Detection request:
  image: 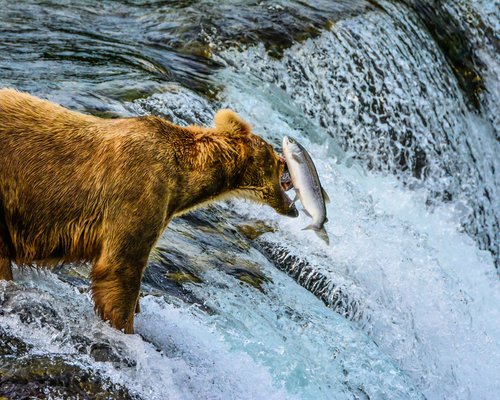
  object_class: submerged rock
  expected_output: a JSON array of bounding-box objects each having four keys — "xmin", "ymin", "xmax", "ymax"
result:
[
  {"xmin": 237, "ymin": 219, "xmax": 276, "ymax": 240},
  {"xmin": 0, "ymin": 355, "xmax": 138, "ymax": 400},
  {"xmin": 1, "ymin": 313, "xmax": 138, "ymax": 399},
  {"xmin": 147, "ymin": 206, "xmax": 273, "ymax": 293},
  {"xmin": 0, "ymin": 328, "xmax": 31, "ymax": 357},
  {"xmin": 165, "ymin": 271, "xmax": 203, "ymax": 284}
]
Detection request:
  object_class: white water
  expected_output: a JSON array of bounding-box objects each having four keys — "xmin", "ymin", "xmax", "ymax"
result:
[
  {"xmin": 209, "ymin": 4, "xmax": 500, "ymax": 398},
  {"xmin": 1, "ymin": 251, "xmax": 424, "ymax": 399},
  {"xmin": 226, "ymin": 158, "xmax": 499, "ymax": 398},
  {"xmin": 215, "ymin": 89, "xmax": 500, "ymax": 398},
  {"xmin": 0, "ymin": 271, "xmax": 287, "ymax": 400},
  {"xmin": 218, "ymin": 0, "xmax": 499, "ymax": 265}
]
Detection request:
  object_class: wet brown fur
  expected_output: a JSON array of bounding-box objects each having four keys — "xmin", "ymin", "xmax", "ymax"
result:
[{"xmin": 0, "ymin": 88, "xmax": 296, "ymax": 333}]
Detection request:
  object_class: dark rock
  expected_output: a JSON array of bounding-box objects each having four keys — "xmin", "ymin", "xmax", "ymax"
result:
[
  {"xmin": 237, "ymin": 220, "xmax": 276, "ymax": 240},
  {"xmin": 256, "ymin": 239, "xmax": 363, "ymax": 321},
  {"xmin": 0, "ymin": 328, "xmax": 31, "ymax": 357},
  {"xmin": 0, "ymin": 355, "xmax": 139, "ymax": 400},
  {"xmin": 395, "ymin": 0, "xmax": 485, "ymax": 109}
]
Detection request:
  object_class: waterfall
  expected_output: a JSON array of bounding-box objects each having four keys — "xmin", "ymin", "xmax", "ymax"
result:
[{"xmin": 217, "ymin": 0, "xmax": 499, "ymax": 267}]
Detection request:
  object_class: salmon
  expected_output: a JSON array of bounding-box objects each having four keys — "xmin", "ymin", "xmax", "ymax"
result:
[{"xmin": 282, "ymin": 136, "xmax": 330, "ymax": 244}]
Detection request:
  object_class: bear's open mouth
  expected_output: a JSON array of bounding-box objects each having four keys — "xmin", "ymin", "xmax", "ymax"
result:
[
  {"xmin": 277, "ymin": 158, "xmax": 298, "ymax": 217},
  {"xmin": 280, "ymin": 157, "xmax": 294, "ymax": 192},
  {"xmin": 280, "ymin": 170, "xmax": 293, "ymax": 192}
]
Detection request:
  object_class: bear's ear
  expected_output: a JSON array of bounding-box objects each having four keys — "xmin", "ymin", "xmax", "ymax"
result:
[{"xmin": 214, "ymin": 109, "xmax": 251, "ymax": 137}]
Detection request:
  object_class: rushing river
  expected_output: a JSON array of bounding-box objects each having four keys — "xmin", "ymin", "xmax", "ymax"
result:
[{"xmin": 0, "ymin": 1, "xmax": 498, "ymax": 399}]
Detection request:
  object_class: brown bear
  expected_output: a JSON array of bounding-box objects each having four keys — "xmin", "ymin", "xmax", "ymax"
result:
[{"xmin": 0, "ymin": 88, "xmax": 297, "ymax": 333}]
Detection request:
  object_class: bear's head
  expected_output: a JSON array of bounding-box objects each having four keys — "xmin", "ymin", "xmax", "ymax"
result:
[{"xmin": 214, "ymin": 109, "xmax": 298, "ymax": 218}]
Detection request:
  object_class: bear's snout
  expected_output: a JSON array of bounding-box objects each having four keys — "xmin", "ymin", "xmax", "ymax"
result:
[{"xmin": 275, "ymin": 188, "xmax": 298, "ymax": 218}]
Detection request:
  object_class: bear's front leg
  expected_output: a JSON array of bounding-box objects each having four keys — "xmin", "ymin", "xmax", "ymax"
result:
[{"xmin": 90, "ymin": 246, "xmax": 150, "ymax": 334}]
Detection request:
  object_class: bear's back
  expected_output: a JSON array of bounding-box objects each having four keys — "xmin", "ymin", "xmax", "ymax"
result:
[
  {"xmin": 0, "ymin": 89, "xmax": 169, "ymax": 264},
  {"xmin": 0, "ymin": 88, "xmax": 99, "ymax": 134}
]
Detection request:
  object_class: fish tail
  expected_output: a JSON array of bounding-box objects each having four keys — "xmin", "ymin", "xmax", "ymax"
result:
[
  {"xmin": 302, "ymin": 225, "xmax": 330, "ymax": 245},
  {"xmin": 315, "ymin": 227, "xmax": 330, "ymax": 245}
]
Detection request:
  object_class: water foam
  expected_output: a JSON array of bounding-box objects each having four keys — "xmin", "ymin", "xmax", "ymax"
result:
[{"xmin": 217, "ymin": 75, "xmax": 499, "ymax": 398}]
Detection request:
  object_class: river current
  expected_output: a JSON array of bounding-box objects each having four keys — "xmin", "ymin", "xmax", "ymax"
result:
[{"xmin": 0, "ymin": 1, "xmax": 498, "ymax": 399}]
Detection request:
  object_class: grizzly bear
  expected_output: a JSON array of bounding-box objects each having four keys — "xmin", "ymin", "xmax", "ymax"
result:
[{"xmin": 0, "ymin": 88, "xmax": 297, "ymax": 333}]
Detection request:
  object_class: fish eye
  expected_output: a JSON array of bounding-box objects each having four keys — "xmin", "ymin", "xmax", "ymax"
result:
[{"xmin": 288, "ymin": 137, "xmax": 296, "ymax": 144}]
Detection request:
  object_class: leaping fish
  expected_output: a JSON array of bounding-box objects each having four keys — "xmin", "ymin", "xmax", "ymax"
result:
[{"xmin": 282, "ymin": 136, "xmax": 330, "ymax": 244}]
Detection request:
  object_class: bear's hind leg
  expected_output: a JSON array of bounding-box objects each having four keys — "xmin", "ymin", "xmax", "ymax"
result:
[
  {"xmin": 0, "ymin": 258, "xmax": 13, "ymax": 281},
  {"xmin": 90, "ymin": 249, "xmax": 149, "ymax": 334}
]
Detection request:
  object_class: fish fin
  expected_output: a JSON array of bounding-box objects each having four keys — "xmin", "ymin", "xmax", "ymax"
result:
[
  {"xmin": 302, "ymin": 208, "xmax": 312, "ymax": 218},
  {"xmin": 321, "ymin": 187, "xmax": 330, "ymax": 204},
  {"xmin": 292, "ymin": 154, "xmax": 304, "ymax": 164}
]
